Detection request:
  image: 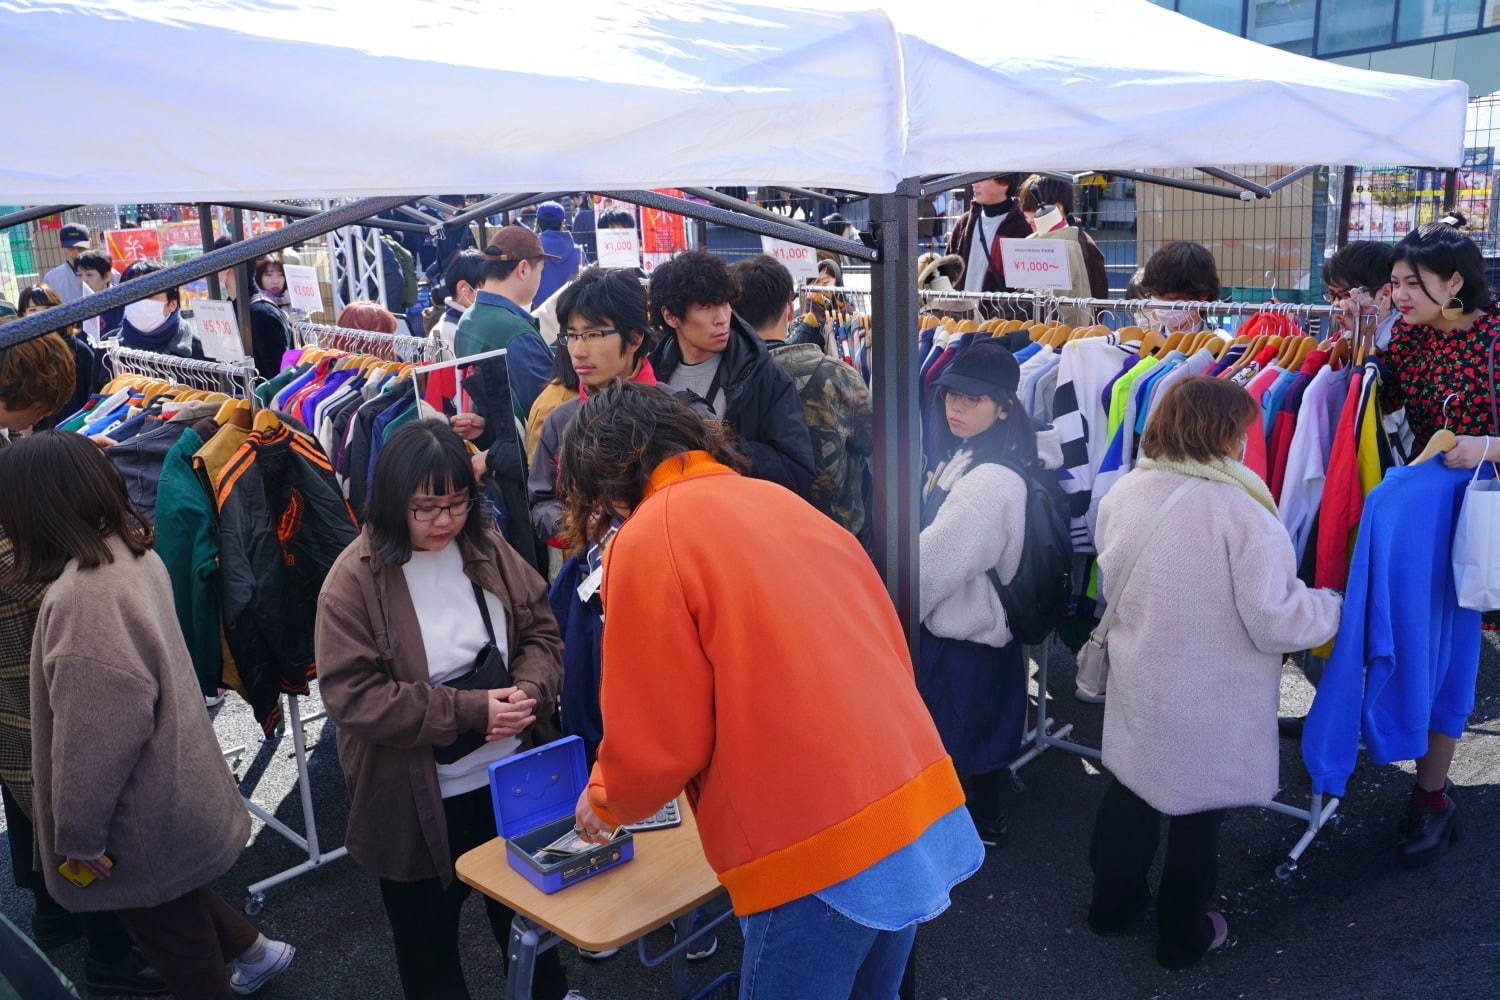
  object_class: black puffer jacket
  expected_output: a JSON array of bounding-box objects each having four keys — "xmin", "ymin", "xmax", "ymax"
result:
[
  {"xmin": 651, "ymin": 314, "xmax": 815, "ymax": 496},
  {"xmin": 214, "ymin": 424, "xmax": 358, "ymax": 732}
]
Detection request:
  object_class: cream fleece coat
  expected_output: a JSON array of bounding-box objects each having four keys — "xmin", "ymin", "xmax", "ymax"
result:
[
  {"xmin": 1096, "ymin": 469, "xmax": 1342, "ymax": 815},
  {"xmin": 920, "ymin": 427, "xmax": 1064, "ymax": 647}
]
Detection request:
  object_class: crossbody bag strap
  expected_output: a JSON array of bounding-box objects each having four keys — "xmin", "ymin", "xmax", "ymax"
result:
[
  {"xmin": 1091, "ymin": 479, "xmax": 1202, "ymax": 643},
  {"xmin": 472, "ymin": 580, "xmax": 498, "ymax": 645}
]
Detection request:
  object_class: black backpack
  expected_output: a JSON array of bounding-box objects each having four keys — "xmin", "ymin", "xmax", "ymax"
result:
[{"xmin": 985, "ymin": 459, "xmax": 1072, "ymax": 646}]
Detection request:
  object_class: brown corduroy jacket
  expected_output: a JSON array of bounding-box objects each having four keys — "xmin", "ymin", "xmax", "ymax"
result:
[{"xmin": 316, "ymin": 528, "xmax": 563, "ymax": 884}]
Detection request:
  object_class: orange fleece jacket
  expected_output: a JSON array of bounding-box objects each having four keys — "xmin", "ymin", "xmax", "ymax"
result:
[{"xmin": 587, "ymin": 451, "xmax": 963, "ymax": 915}]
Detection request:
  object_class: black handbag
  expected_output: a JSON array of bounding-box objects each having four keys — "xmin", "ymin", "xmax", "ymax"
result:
[{"xmin": 433, "ymin": 582, "xmax": 514, "ymax": 766}]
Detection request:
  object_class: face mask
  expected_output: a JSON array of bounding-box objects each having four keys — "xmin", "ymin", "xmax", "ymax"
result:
[
  {"xmin": 1146, "ymin": 308, "xmax": 1198, "ymax": 332},
  {"xmin": 124, "ymin": 298, "xmax": 169, "ymax": 333}
]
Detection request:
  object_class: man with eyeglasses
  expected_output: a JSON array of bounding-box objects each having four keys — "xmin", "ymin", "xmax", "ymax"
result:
[
  {"xmin": 1321, "ymin": 240, "xmax": 1397, "ymax": 349},
  {"xmin": 527, "ymin": 267, "xmax": 658, "ymax": 547}
]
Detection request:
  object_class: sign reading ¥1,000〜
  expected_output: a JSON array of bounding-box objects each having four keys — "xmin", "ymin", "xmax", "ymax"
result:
[{"xmin": 999, "ymin": 238, "xmax": 1073, "ymax": 290}]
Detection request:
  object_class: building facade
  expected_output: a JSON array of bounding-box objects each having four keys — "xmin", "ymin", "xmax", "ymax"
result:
[{"xmin": 1149, "ymin": 0, "xmax": 1500, "ymax": 95}]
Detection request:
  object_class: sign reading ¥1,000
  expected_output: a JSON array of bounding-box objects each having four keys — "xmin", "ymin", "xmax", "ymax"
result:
[
  {"xmin": 284, "ymin": 264, "xmax": 323, "ymax": 315},
  {"xmin": 998, "ymin": 238, "xmax": 1073, "ymax": 290},
  {"xmin": 192, "ymin": 299, "xmax": 245, "ymax": 363},
  {"xmin": 597, "ymin": 231, "xmax": 641, "ymax": 269},
  {"xmin": 761, "ymin": 237, "xmax": 819, "ymax": 283}
]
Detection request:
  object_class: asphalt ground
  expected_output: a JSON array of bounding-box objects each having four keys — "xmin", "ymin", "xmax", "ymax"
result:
[{"xmin": 3, "ymin": 630, "xmax": 1496, "ymax": 1000}]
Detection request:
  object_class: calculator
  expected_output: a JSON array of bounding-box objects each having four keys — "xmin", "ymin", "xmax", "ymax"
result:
[{"xmin": 624, "ymin": 800, "xmax": 683, "ymax": 833}]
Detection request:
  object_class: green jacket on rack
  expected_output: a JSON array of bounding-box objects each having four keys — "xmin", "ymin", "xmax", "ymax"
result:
[{"xmin": 153, "ymin": 423, "xmax": 225, "ymax": 698}]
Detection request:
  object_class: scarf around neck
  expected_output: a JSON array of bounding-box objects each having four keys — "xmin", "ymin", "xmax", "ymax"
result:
[
  {"xmin": 119, "ymin": 309, "xmax": 186, "ymax": 353},
  {"xmin": 1137, "ymin": 455, "xmax": 1278, "ymax": 517}
]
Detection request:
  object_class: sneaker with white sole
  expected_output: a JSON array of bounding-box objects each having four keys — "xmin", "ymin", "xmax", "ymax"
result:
[
  {"xmin": 577, "ymin": 947, "xmax": 619, "ymax": 960},
  {"xmin": 229, "ymin": 938, "xmax": 294, "ymax": 995},
  {"xmin": 1074, "ymin": 686, "xmax": 1106, "ymax": 705},
  {"xmin": 562, "ymin": 992, "xmax": 590, "ymax": 1000}
]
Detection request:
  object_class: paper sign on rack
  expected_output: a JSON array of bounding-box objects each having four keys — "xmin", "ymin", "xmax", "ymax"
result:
[
  {"xmin": 760, "ymin": 238, "xmax": 819, "ymax": 283},
  {"xmin": 597, "ymin": 231, "xmax": 641, "ymax": 269},
  {"xmin": 284, "ymin": 264, "xmax": 323, "ymax": 315},
  {"xmin": 192, "ymin": 299, "xmax": 246, "ymax": 362},
  {"xmin": 999, "ymin": 238, "xmax": 1073, "ymax": 290}
]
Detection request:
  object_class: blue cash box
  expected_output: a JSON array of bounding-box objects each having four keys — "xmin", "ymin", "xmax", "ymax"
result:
[{"xmin": 488, "ymin": 736, "xmax": 634, "ymax": 893}]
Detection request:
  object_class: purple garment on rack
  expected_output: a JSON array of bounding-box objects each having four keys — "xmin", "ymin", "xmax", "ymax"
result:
[
  {"xmin": 298, "ymin": 369, "xmax": 360, "ymax": 427},
  {"xmin": 1099, "ymin": 354, "xmax": 1139, "ymax": 413}
]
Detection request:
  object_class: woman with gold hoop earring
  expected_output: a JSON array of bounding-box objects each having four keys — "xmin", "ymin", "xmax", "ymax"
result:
[{"xmin": 1380, "ymin": 212, "xmax": 1499, "ymax": 868}]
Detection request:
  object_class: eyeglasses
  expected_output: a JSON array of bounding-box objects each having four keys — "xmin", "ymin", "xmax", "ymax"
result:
[
  {"xmin": 559, "ymin": 329, "xmax": 621, "ymax": 346},
  {"xmin": 409, "ymin": 498, "xmax": 474, "ymax": 522},
  {"xmin": 944, "ymin": 392, "xmax": 987, "ymax": 410}
]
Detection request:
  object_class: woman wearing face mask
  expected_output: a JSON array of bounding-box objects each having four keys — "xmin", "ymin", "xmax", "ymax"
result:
[
  {"xmin": 1138, "ymin": 242, "xmax": 1222, "ymax": 333},
  {"xmin": 1375, "ymin": 215, "xmax": 1499, "ymax": 865},
  {"xmin": 315, "ymin": 420, "xmax": 575, "ymax": 1000},
  {"xmin": 247, "ymin": 256, "xmax": 292, "ymax": 379},
  {"xmin": 918, "ymin": 340, "xmax": 1063, "ymax": 844},
  {"xmin": 109, "ymin": 260, "xmax": 205, "ymax": 359},
  {"xmin": 1086, "ymin": 376, "xmax": 1340, "ymax": 970}
]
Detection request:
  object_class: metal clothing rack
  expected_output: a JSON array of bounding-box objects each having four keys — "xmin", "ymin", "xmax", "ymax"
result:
[
  {"xmin": 902, "ymin": 288, "xmax": 1369, "ymax": 877},
  {"xmin": 103, "ymin": 343, "xmax": 349, "ymax": 912},
  {"xmin": 105, "ymin": 342, "xmax": 259, "ymax": 402},
  {"xmin": 293, "ymin": 319, "xmax": 450, "ymax": 363}
]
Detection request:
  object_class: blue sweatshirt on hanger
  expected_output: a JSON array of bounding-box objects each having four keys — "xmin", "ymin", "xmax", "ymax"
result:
[{"xmin": 1302, "ymin": 460, "xmax": 1487, "ymax": 796}]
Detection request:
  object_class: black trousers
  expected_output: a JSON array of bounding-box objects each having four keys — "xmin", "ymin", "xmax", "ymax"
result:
[
  {"xmin": 1088, "ymin": 777, "xmax": 1224, "ymax": 970},
  {"xmin": 1, "ymin": 782, "xmax": 133, "ymax": 964},
  {"xmin": 378, "ymin": 786, "xmax": 569, "ymax": 1000}
]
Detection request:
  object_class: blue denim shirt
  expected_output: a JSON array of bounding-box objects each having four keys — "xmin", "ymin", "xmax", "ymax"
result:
[{"xmin": 813, "ymin": 806, "xmax": 984, "ymax": 931}]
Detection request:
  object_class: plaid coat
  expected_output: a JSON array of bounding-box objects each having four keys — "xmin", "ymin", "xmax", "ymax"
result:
[{"xmin": 0, "ymin": 434, "xmax": 46, "ymax": 820}]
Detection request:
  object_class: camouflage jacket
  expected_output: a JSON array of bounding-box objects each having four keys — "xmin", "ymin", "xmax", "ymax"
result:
[{"xmin": 766, "ymin": 342, "xmax": 873, "ymax": 547}]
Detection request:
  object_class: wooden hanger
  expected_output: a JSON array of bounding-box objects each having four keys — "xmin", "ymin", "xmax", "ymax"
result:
[
  {"xmin": 215, "ymin": 397, "xmax": 251, "ymax": 428},
  {"xmin": 1411, "ymin": 429, "xmax": 1457, "ymax": 465}
]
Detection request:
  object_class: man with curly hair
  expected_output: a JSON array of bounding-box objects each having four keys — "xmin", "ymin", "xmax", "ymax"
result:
[{"xmin": 647, "ymin": 251, "xmax": 814, "ymax": 496}]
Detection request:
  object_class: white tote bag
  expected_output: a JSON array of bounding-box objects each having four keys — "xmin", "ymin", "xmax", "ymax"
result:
[{"xmin": 1453, "ymin": 460, "xmax": 1500, "ymax": 612}]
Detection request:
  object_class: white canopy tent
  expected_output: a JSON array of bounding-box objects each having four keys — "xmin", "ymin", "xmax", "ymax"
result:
[{"xmin": 0, "ymin": 0, "xmax": 1468, "ymax": 205}]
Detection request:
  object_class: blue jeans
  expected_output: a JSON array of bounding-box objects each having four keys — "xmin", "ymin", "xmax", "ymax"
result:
[{"xmin": 738, "ymin": 894, "xmax": 916, "ymax": 1000}]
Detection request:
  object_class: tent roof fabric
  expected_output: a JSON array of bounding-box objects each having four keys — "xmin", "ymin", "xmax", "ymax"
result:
[{"xmin": 2, "ymin": 0, "xmax": 1467, "ymax": 203}]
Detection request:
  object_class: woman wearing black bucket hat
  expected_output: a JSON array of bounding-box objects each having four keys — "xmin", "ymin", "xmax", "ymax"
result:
[{"xmin": 918, "ymin": 340, "xmax": 1064, "ymax": 844}]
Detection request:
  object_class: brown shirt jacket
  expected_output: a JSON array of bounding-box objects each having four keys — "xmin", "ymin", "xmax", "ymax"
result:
[{"xmin": 316, "ymin": 528, "xmax": 563, "ymax": 885}]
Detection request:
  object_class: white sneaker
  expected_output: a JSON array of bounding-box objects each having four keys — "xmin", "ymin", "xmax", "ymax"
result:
[
  {"xmin": 562, "ymin": 992, "xmax": 590, "ymax": 1000},
  {"xmin": 205, "ymin": 689, "xmax": 228, "ymax": 708},
  {"xmin": 1074, "ymin": 687, "xmax": 1106, "ymax": 705},
  {"xmin": 577, "ymin": 947, "xmax": 619, "ymax": 960},
  {"xmin": 229, "ymin": 938, "xmax": 294, "ymax": 995}
]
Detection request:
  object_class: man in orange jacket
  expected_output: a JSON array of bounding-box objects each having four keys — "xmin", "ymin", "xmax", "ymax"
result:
[{"xmin": 563, "ymin": 383, "xmax": 982, "ymax": 999}]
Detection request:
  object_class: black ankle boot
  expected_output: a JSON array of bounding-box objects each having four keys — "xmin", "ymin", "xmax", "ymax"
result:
[
  {"xmin": 1398, "ymin": 795, "xmax": 1460, "ymax": 869},
  {"xmin": 1398, "ymin": 779, "xmax": 1457, "ymax": 839}
]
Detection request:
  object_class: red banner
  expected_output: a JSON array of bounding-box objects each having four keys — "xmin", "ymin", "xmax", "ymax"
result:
[{"xmin": 104, "ymin": 228, "xmax": 163, "ymax": 273}]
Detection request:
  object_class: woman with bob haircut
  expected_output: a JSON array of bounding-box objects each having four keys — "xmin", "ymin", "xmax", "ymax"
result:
[
  {"xmin": 1085, "ymin": 376, "xmax": 1340, "ymax": 970},
  {"xmin": 1376, "ymin": 214, "xmax": 1500, "ymax": 865},
  {"xmin": 0, "ymin": 431, "xmax": 293, "ymax": 999},
  {"xmin": 315, "ymin": 419, "xmax": 572, "ymax": 1000}
]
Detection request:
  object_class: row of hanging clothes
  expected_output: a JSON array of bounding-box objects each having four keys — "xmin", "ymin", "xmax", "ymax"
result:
[
  {"xmin": 261, "ymin": 322, "xmax": 451, "ymax": 513},
  {"xmin": 62, "ymin": 345, "xmax": 359, "ymax": 734},
  {"xmin": 791, "ymin": 287, "xmax": 873, "ymax": 381}
]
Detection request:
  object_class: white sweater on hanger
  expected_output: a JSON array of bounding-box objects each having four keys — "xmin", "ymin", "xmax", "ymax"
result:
[{"xmin": 920, "ymin": 427, "xmax": 1064, "ymax": 647}]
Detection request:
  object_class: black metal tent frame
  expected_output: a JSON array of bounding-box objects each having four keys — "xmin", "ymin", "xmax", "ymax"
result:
[{"xmin": 0, "ymin": 162, "xmax": 1457, "ymax": 643}]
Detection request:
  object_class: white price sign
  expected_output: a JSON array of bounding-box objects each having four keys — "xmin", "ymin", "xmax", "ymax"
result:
[
  {"xmin": 999, "ymin": 238, "xmax": 1073, "ymax": 290},
  {"xmin": 193, "ymin": 299, "xmax": 245, "ymax": 362},
  {"xmin": 284, "ymin": 264, "xmax": 323, "ymax": 315},
  {"xmin": 760, "ymin": 237, "xmax": 819, "ymax": 283},
  {"xmin": 596, "ymin": 231, "xmax": 641, "ymax": 269}
]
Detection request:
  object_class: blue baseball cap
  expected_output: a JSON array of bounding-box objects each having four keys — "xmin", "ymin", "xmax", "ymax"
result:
[
  {"xmin": 59, "ymin": 223, "xmax": 91, "ymax": 249},
  {"xmin": 536, "ymin": 202, "xmax": 566, "ymax": 227}
]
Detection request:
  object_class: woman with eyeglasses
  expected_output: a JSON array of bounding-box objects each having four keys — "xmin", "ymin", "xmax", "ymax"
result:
[{"xmin": 316, "ymin": 420, "xmax": 575, "ymax": 1000}]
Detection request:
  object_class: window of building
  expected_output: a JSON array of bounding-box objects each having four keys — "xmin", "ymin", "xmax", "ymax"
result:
[
  {"xmin": 1397, "ymin": 0, "xmax": 1482, "ymax": 42},
  {"xmin": 1177, "ymin": 0, "xmax": 1243, "ymax": 33},
  {"xmin": 1488, "ymin": 0, "xmax": 1500, "ymax": 28},
  {"xmin": 1317, "ymin": 0, "xmax": 1397, "ymax": 52},
  {"xmin": 1248, "ymin": 0, "xmax": 1316, "ymax": 54}
]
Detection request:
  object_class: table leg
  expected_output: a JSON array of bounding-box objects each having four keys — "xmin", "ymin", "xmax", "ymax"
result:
[{"xmin": 505, "ymin": 916, "xmax": 539, "ymax": 1000}]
